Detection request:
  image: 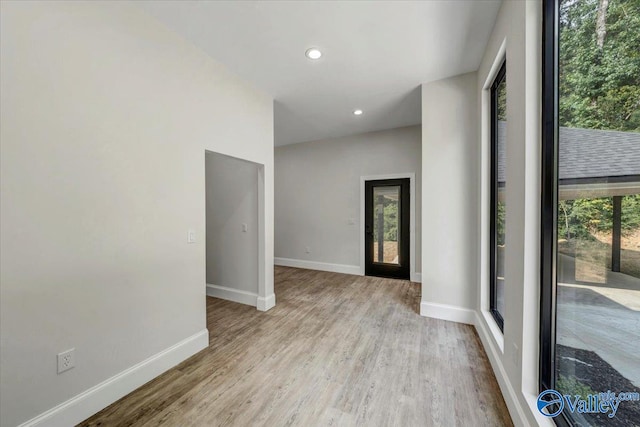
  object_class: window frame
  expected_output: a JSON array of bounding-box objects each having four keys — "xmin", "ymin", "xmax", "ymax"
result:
[
  {"xmin": 490, "ymin": 60, "xmax": 507, "ymax": 332},
  {"xmin": 539, "ymin": 0, "xmax": 575, "ymax": 425},
  {"xmin": 540, "ymin": 0, "xmax": 558, "ymax": 394}
]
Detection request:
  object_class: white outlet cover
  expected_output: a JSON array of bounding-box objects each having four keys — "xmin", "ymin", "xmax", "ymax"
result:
[
  {"xmin": 187, "ymin": 229, "xmax": 196, "ymax": 243},
  {"xmin": 57, "ymin": 348, "xmax": 75, "ymax": 374}
]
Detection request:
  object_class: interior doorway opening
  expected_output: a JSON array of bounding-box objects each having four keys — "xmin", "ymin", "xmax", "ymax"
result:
[{"xmin": 205, "ymin": 151, "xmax": 266, "ymax": 309}]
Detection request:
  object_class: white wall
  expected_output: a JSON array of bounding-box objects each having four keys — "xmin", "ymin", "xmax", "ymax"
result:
[
  {"xmin": 474, "ymin": 1, "xmax": 550, "ymax": 426},
  {"xmin": 0, "ymin": 2, "xmax": 274, "ymax": 426},
  {"xmin": 421, "ymin": 4, "xmax": 550, "ymax": 425},
  {"xmin": 275, "ymin": 126, "xmax": 421, "ymax": 276},
  {"xmin": 206, "ymin": 152, "xmax": 260, "ymax": 301},
  {"xmin": 420, "ymin": 72, "xmax": 478, "ymax": 321}
]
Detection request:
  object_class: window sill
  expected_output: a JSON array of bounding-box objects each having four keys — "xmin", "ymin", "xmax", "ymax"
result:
[{"xmin": 482, "ymin": 309, "xmax": 504, "ymax": 353}]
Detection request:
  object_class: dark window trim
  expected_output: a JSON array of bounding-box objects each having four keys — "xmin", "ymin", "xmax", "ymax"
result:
[
  {"xmin": 540, "ymin": 0, "xmax": 571, "ymax": 425},
  {"xmin": 540, "ymin": 0, "xmax": 558, "ymax": 393},
  {"xmin": 490, "ymin": 60, "xmax": 506, "ymax": 332}
]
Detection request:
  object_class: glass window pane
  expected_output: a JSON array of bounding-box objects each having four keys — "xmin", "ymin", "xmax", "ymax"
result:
[
  {"xmin": 491, "ymin": 62, "xmax": 507, "ymax": 329},
  {"xmin": 555, "ymin": 0, "xmax": 640, "ymax": 425},
  {"xmin": 373, "ymin": 186, "xmax": 400, "ymax": 265},
  {"xmin": 496, "ymin": 73, "xmax": 507, "ymax": 319}
]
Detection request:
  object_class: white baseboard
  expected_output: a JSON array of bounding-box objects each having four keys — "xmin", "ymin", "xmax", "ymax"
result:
[
  {"xmin": 206, "ymin": 283, "xmax": 257, "ymax": 307},
  {"xmin": 274, "ymin": 257, "xmax": 361, "ymax": 276},
  {"xmin": 474, "ymin": 312, "xmax": 532, "ymax": 427},
  {"xmin": 419, "ymin": 301, "xmax": 475, "ymax": 325},
  {"xmin": 18, "ymin": 329, "xmax": 209, "ymax": 427},
  {"xmin": 411, "ymin": 272, "xmax": 422, "ymax": 283},
  {"xmin": 257, "ymin": 293, "xmax": 276, "ymax": 312}
]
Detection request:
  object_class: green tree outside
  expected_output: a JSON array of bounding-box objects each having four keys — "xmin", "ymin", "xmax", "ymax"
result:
[{"xmin": 557, "ymin": 0, "xmax": 640, "ymax": 248}]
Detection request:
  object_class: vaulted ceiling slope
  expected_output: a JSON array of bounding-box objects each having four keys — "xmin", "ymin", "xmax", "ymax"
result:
[{"xmin": 137, "ymin": 1, "xmax": 502, "ymax": 146}]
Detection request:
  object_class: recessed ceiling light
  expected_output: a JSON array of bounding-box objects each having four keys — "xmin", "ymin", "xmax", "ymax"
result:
[
  {"xmin": 353, "ymin": 109, "xmax": 364, "ymax": 116},
  {"xmin": 305, "ymin": 48, "xmax": 322, "ymax": 60}
]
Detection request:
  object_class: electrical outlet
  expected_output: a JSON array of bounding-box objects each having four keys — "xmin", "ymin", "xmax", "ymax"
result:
[
  {"xmin": 305, "ymin": 246, "xmax": 311, "ymax": 254},
  {"xmin": 187, "ymin": 229, "xmax": 196, "ymax": 243},
  {"xmin": 57, "ymin": 348, "xmax": 75, "ymax": 374}
]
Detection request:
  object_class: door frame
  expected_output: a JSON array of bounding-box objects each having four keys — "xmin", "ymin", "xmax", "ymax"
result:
[
  {"xmin": 360, "ymin": 173, "xmax": 417, "ymax": 282},
  {"xmin": 204, "ymin": 150, "xmax": 273, "ymax": 311},
  {"xmin": 364, "ymin": 178, "xmax": 410, "ymax": 279}
]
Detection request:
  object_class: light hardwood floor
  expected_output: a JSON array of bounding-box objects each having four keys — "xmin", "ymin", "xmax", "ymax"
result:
[{"xmin": 80, "ymin": 267, "xmax": 513, "ymax": 427}]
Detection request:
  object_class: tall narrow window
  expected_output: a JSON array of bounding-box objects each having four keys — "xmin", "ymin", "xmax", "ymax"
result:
[
  {"xmin": 541, "ymin": 0, "xmax": 640, "ymax": 425},
  {"xmin": 490, "ymin": 61, "xmax": 507, "ymax": 331}
]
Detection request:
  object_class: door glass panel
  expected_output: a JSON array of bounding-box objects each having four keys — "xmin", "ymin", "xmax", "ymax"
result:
[{"xmin": 373, "ymin": 186, "xmax": 400, "ymax": 265}]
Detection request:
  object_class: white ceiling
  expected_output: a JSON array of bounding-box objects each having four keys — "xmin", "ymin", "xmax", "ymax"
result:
[{"xmin": 137, "ymin": 1, "xmax": 502, "ymax": 146}]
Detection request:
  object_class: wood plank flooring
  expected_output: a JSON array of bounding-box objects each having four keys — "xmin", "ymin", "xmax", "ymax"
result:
[{"xmin": 80, "ymin": 267, "xmax": 513, "ymax": 427}]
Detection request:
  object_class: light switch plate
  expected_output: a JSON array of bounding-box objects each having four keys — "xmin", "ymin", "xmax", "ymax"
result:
[{"xmin": 187, "ymin": 229, "xmax": 196, "ymax": 243}]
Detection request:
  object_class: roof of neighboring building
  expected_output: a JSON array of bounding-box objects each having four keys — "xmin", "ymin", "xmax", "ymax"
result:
[{"xmin": 497, "ymin": 122, "xmax": 640, "ymax": 183}]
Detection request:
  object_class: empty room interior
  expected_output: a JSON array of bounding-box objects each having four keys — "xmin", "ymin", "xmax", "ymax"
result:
[{"xmin": 1, "ymin": 1, "xmax": 639, "ymax": 427}]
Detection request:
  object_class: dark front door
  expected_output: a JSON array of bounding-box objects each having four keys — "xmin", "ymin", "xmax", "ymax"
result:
[{"xmin": 364, "ymin": 179, "xmax": 410, "ymax": 280}]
